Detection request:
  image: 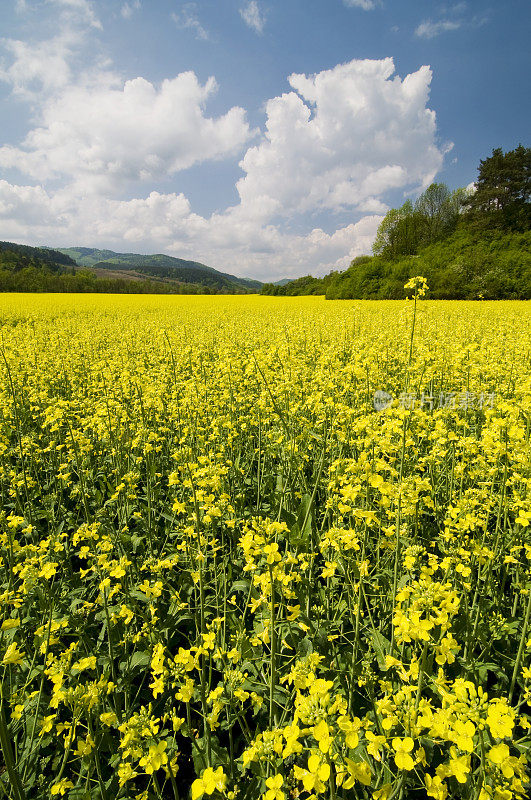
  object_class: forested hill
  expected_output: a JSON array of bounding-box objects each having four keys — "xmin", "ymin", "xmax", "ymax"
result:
[
  {"xmin": 0, "ymin": 242, "xmax": 262, "ymax": 294},
  {"xmin": 262, "ymin": 144, "xmax": 531, "ymax": 300},
  {"xmin": 59, "ymin": 247, "xmax": 262, "ymax": 291},
  {"xmin": 0, "ymin": 241, "xmax": 76, "ymax": 269}
]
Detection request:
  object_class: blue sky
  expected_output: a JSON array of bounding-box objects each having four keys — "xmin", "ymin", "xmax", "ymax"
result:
[{"xmin": 0, "ymin": 0, "xmax": 529, "ymax": 280}]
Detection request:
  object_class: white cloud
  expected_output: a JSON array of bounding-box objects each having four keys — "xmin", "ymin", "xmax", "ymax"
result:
[
  {"xmin": 343, "ymin": 0, "xmax": 378, "ymax": 10},
  {"xmin": 0, "ymin": 31, "xmax": 79, "ymax": 98},
  {"xmin": 0, "ymin": 72, "xmax": 255, "ymax": 192},
  {"xmin": 415, "ymin": 10, "xmax": 489, "ymax": 39},
  {"xmin": 121, "ymin": 1, "xmax": 141, "ymax": 20},
  {"xmin": 0, "ymin": 40, "xmax": 447, "ymax": 280},
  {"xmin": 0, "ymin": 180, "xmax": 198, "ymax": 247},
  {"xmin": 240, "ymin": 1, "xmax": 266, "ymax": 34},
  {"xmin": 45, "ymin": 0, "xmax": 102, "ymax": 29},
  {"xmin": 0, "ymin": 177, "xmax": 382, "ymax": 279},
  {"xmin": 1, "ymin": 0, "xmax": 108, "ymax": 100},
  {"xmin": 415, "ymin": 19, "xmax": 462, "ymax": 38},
  {"xmin": 171, "ymin": 4, "xmax": 209, "ymax": 41},
  {"xmin": 234, "ymin": 59, "xmax": 444, "ymax": 220}
]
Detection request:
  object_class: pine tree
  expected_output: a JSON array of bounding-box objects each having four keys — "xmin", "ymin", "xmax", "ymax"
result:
[{"xmin": 463, "ymin": 145, "xmax": 530, "ymax": 231}]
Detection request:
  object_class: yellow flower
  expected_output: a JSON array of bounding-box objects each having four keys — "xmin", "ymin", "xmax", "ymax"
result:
[
  {"xmin": 50, "ymin": 780, "xmax": 74, "ymax": 796},
  {"xmin": 321, "ymin": 561, "xmax": 337, "ymax": 579},
  {"xmin": 150, "ymin": 674, "xmax": 164, "ymax": 698},
  {"xmin": 2, "ymin": 642, "xmax": 25, "ymax": 665},
  {"xmin": 191, "ymin": 766, "xmax": 227, "ymax": 799},
  {"xmin": 293, "ymin": 753, "xmax": 330, "ymax": 794},
  {"xmin": 391, "ymin": 737, "xmax": 415, "ymax": 771},
  {"xmin": 176, "ymin": 678, "xmax": 195, "ymax": 702},
  {"xmin": 118, "ymin": 761, "xmax": 138, "ymax": 786},
  {"xmin": 313, "ymin": 719, "xmax": 331, "ymax": 753},
  {"xmin": 488, "ymin": 743, "xmax": 516, "ymax": 779},
  {"xmin": 342, "ymin": 757, "xmax": 372, "ymax": 788},
  {"xmin": 1, "ymin": 619, "xmax": 20, "ymax": 630},
  {"xmin": 202, "ymin": 631, "xmax": 216, "ymax": 650},
  {"xmin": 486, "ymin": 700, "xmax": 514, "ymax": 739},
  {"xmin": 447, "ymin": 747, "xmax": 470, "ymax": 783},
  {"xmin": 337, "ymin": 715, "xmax": 362, "ymax": 749},
  {"xmin": 366, "ymin": 731, "xmax": 386, "ymax": 760},
  {"xmin": 404, "ymin": 275, "xmax": 429, "ymax": 297},
  {"xmin": 451, "ymin": 719, "xmax": 475, "ymax": 752},
  {"xmin": 264, "ymin": 774, "xmax": 285, "ymax": 800},
  {"xmin": 139, "ymin": 741, "xmax": 168, "ymax": 775},
  {"xmin": 72, "ymin": 656, "xmax": 96, "ymax": 672},
  {"xmin": 39, "ymin": 562, "xmax": 58, "ymax": 580},
  {"xmin": 73, "ymin": 735, "xmax": 95, "ymax": 757},
  {"xmin": 425, "ymin": 773, "xmax": 448, "ymax": 800},
  {"xmin": 282, "ymin": 724, "xmax": 302, "ymax": 758},
  {"xmin": 372, "ymin": 785, "xmax": 392, "ymax": 800},
  {"xmin": 40, "ymin": 714, "xmax": 56, "ymax": 735}
]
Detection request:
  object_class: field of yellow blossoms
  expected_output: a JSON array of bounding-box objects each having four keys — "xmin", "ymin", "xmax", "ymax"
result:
[{"xmin": 1, "ymin": 289, "xmax": 531, "ymax": 800}]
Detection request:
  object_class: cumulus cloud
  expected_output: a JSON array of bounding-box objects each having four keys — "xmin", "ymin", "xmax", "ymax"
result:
[
  {"xmin": 0, "ymin": 177, "xmax": 382, "ymax": 279},
  {"xmin": 0, "ymin": 38, "xmax": 447, "ymax": 279},
  {"xmin": 0, "ymin": 72, "xmax": 255, "ymax": 192},
  {"xmin": 0, "ymin": 31, "xmax": 79, "ymax": 97},
  {"xmin": 171, "ymin": 4, "xmax": 209, "ymax": 41},
  {"xmin": 0, "ymin": 180, "xmax": 199, "ymax": 249},
  {"xmin": 240, "ymin": 1, "xmax": 266, "ymax": 34},
  {"xmin": 234, "ymin": 58, "xmax": 444, "ymax": 220}
]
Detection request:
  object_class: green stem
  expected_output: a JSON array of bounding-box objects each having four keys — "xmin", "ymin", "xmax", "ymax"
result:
[
  {"xmin": 269, "ymin": 567, "xmax": 276, "ymax": 730},
  {"xmin": 509, "ymin": 587, "xmax": 531, "ymax": 704},
  {"xmin": 0, "ymin": 684, "xmax": 25, "ymax": 800},
  {"xmin": 414, "ymin": 641, "xmax": 429, "ymax": 720}
]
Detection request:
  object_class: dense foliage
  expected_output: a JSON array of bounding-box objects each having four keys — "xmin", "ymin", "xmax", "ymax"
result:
[
  {"xmin": 325, "ymin": 230, "xmax": 531, "ymax": 300},
  {"xmin": 371, "ymin": 184, "xmax": 467, "ymax": 262},
  {"xmin": 1, "ymin": 292, "xmax": 531, "ymax": 800},
  {"xmin": 265, "ymin": 145, "xmax": 531, "ymax": 300},
  {"xmin": 0, "ymin": 245, "xmax": 258, "ymax": 295},
  {"xmin": 0, "ymin": 242, "xmax": 77, "ymax": 269},
  {"xmin": 59, "ymin": 249, "xmax": 262, "ymax": 292},
  {"xmin": 462, "ymin": 145, "xmax": 530, "ymax": 232}
]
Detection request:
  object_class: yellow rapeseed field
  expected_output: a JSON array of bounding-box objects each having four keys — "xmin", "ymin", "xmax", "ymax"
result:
[{"xmin": 1, "ymin": 291, "xmax": 531, "ymax": 800}]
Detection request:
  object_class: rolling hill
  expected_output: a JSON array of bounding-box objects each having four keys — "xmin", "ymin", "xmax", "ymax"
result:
[
  {"xmin": 0, "ymin": 241, "xmax": 77, "ymax": 270},
  {"xmin": 0, "ymin": 240, "xmax": 262, "ymax": 294},
  {"xmin": 59, "ymin": 247, "xmax": 262, "ymax": 292}
]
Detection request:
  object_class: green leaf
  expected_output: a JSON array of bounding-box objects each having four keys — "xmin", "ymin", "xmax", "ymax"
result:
[
  {"xmin": 371, "ymin": 630, "xmax": 392, "ymax": 670},
  {"xmin": 128, "ymin": 650, "xmax": 151, "ymax": 669}
]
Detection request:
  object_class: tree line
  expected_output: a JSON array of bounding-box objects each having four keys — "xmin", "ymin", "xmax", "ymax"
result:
[
  {"xmin": 0, "ymin": 249, "xmax": 253, "ymax": 295},
  {"xmin": 261, "ymin": 144, "xmax": 530, "ymax": 300}
]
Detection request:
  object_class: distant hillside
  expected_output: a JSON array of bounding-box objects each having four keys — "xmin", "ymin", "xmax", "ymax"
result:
[
  {"xmin": 0, "ymin": 240, "xmax": 256, "ymax": 295},
  {"xmin": 59, "ymin": 247, "xmax": 262, "ymax": 292},
  {"xmin": 1, "ymin": 241, "xmax": 76, "ymax": 269}
]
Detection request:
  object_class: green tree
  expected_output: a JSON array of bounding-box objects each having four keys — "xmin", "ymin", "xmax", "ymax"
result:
[
  {"xmin": 463, "ymin": 144, "xmax": 531, "ymax": 231},
  {"xmin": 415, "ymin": 183, "xmax": 466, "ymax": 244},
  {"xmin": 372, "ymin": 200, "xmax": 424, "ymax": 260}
]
